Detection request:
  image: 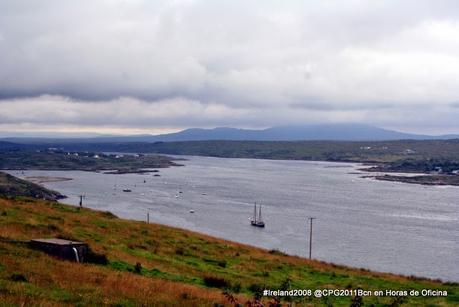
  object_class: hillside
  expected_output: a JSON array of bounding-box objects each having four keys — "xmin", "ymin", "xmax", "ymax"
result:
[
  {"xmin": 3, "ymin": 124, "xmax": 459, "ymax": 144},
  {"xmin": 0, "ymin": 196, "xmax": 457, "ymax": 306},
  {"xmin": 0, "ymin": 141, "xmax": 31, "ymax": 151},
  {"xmin": 46, "ymin": 139, "xmax": 459, "ymax": 163},
  {"xmin": 140, "ymin": 124, "xmax": 433, "ymax": 142},
  {"xmin": 0, "ymin": 171, "xmax": 65, "ymax": 200},
  {"xmin": 0, "ymin": 150, "xmax": 181, "ymax": 174}
]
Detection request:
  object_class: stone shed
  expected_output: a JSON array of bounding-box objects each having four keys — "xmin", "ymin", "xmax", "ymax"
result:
[{"xmin": 30, "ymin": 238, "xmax": 88, "ymax": 262}]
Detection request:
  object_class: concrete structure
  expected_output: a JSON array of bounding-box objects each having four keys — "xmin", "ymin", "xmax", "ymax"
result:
[{"xmin": 30, "ymin": 238, "xmax": 88, "ymax": 262}]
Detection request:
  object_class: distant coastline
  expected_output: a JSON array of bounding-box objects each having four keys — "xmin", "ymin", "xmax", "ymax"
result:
[{"xmin": 2, "ymin": 139, "xmax": 459, "ymax": 186}]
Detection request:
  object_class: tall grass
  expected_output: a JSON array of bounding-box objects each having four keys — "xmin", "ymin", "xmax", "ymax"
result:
[{"xmin": 0, "ymin": 197, "xmax": 457, "ymax": 306}]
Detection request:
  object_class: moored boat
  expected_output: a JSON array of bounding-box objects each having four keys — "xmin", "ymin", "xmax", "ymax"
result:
[{"xmin": 250, "ymin": 203, "xmax": 265, "ymax": 227}]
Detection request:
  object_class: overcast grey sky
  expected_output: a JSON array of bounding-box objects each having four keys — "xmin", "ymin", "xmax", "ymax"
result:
[{"xmin": 1, "ymin": 0, "xmax": 459, "ymax": 135}]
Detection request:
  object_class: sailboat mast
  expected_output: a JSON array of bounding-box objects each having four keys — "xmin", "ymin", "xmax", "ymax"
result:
[
  {"xmin": 258, "ymin": 205, "xmax": 262, "ymax": 222},
  {"xmin": 253, "ymin": 203, "xmax": 257, "ymax": 222}
]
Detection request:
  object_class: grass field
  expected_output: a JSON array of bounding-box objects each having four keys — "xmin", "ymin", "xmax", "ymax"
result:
[{"xmin": 0, "ymin": 197, "xmax": 457, "ymax": 306}]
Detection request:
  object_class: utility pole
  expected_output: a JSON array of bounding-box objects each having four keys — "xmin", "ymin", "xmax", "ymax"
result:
[{"xmin": 308, "ymin": 217, "xmax": 316, "ymax": 259}]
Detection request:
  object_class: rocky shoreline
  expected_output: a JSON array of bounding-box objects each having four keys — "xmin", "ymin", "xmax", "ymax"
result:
[
  {"xmin": 365, "ymin": 174, "xmax": 459, "ymax": 186},
  {"xmin": 360, "ymin": 165, "xmax": 459, "ymax": 186},
  {"xmin": 0, "ymin": 172, "xmax": 66, "ymax": 200}
]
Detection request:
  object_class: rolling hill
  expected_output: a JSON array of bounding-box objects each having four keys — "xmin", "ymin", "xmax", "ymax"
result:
[{"xmin": 2, "ymin": 124, "xmax": 458, "ymax": 144}]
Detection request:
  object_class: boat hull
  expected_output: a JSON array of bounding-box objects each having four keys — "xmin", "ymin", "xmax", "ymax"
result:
[{"xmin": 251, "ymin": 221, "xmax": 265, "ymax": 228}]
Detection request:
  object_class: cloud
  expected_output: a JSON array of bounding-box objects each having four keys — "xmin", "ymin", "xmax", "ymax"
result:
[
  {"xmin": 0, "ymin": 95, "xmax": 458, "ymax": 135},
  {"xmin": 0, "ymin": 0, "xmax": 459, "ymax": 133},
  {"xmin": 0, "ymin": 95, "xmax": 251, "ymax": 127}
]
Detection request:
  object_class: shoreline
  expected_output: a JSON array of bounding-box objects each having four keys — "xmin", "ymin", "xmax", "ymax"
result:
[
  {"xmin": 164, "ymin": 154, "xmax": 459, "ymax": 187},
  {"xmin": 25, "ymin": 176, "xmax": 73, "ymax": 184},
  {"xmin": 65, "ymin": 198, "xmax": 459, "ymax": 283},
  {"xmin": 359, "ymin": 166, "xmax": 459, "ymax": 186},
  {"xmin": 4, "ymin": 195, "xmax": 456, "ymax": 285},
  {"xmin": 3, "ymin": 165, "xmax": 458, "ymax": 282},
  {"xmin": 1, "ymin": 196, "xmax": 456, "ymax": 305},
  {"xmin": 364, "ymin": 174, "xmax": 459, "ymax": 186},
  {"xmin": 62, "ymin": 200, "xmax": 457, "ymax": 283}
]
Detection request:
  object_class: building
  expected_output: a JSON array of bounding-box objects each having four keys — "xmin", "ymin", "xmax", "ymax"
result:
[{"xmin": 30, "ymin": 238, "xmax": 88, "ymax": 262}]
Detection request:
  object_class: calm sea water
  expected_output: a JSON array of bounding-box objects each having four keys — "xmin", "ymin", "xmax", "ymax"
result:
[{"xmin": 10, "ymin": 156, "xmax": 459, "ymax": 281}]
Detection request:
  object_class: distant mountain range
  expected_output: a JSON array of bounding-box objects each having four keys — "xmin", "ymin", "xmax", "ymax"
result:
[{"xmin": 2, "ymin": 124, "xmax": 459, "ymax": 144}]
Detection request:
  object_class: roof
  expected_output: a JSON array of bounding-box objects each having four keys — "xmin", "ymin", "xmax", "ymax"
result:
[{"xmin": 31, "ymin": 238, "xmax": 85, "ymax": 246}]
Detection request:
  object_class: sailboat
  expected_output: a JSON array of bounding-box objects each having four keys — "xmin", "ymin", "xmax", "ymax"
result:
[{"xmin": 250, "ymin": 203, "xmax": 265, "ymax": 227}]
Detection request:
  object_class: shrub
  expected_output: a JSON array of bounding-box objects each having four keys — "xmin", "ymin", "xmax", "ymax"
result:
[
  {"xmin": 203, "ymin": 276, "xmax": 229, "ymax": 289},
  {"xmin": 268, "ymin": 249, "xmax": 286, "ymax": 256},
  {"xmin": 350, "ymin": 294, "xmax": 363, "ymax": 307},
  {"xmin": 100, "ymin": 211, "xmax": 117, "ymax": 219},
  {"xmin": 134, "ymin": 262, "xmax": 142, "ymax": 274},
  {"xmin": 203, "ymin": 257, "xmax": 227, "ymax": 267},
  {"xmin": 231, "ymin": 282, "xmax": 241, "ymax": 293},
  {"xmin": 85, "ymin": 249, "xmax": 108, "ymax": 265},
  {"xmin": 248, "ymin": 283, "xmax": 264, "ymax": 299},
  {"xmin": 279, "ymin": 277, "xmax": 291, "ymax": 291},
  {"xmin": 47, "ymin": 224, "xmax": 59, "ymax": 231},
  {"xmin": 10, "ymin": 273, "xmax": 27, "ymax": 282}
]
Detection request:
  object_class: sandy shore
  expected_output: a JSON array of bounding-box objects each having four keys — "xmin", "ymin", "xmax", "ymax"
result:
[{"xmin": 25, "ymin": 176, "xmax": 73, "ymax": 184}]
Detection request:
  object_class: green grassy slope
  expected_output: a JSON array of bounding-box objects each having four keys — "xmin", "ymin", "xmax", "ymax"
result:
[{"xmin": 0, "ymin": 197, "xmax": 457, "ymax": 306}]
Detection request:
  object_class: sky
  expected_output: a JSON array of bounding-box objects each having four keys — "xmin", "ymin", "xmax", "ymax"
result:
[{"xmin": 1, "ymin": 0, "xmax": 459, "ymax": 136}]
